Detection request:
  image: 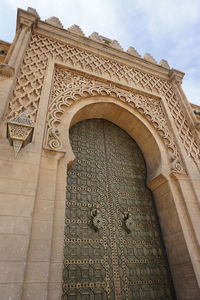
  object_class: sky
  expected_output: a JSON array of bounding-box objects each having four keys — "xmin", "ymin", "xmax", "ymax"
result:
[{"xmin": 0, "ymin": 0, "xmax": 200, "ymax": 106}]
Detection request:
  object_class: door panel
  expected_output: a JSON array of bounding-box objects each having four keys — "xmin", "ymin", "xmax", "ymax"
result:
[{"xmin": 62, "ymin": 119, "xmax": 175, "ymax": 300}]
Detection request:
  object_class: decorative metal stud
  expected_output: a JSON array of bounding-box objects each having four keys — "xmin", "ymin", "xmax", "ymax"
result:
[
  {"xmin": 91, "ymin": 208, "xmax": 103, "ymax": 231},
  {"xmin": 123, "ymin": 211, "xmax": 136, "ymax": 233},
  {"xmin": 7, "ymin": 112, "xmax": 34, "ymax": 157}
]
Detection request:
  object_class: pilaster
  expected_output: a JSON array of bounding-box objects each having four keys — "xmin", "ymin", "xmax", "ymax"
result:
[{"xmin": 21, "ymin": 150, "xmax": 65, "ymax": 300}]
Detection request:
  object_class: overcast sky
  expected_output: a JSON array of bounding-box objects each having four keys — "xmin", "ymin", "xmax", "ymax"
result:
[{"xmin": 1, "ymin": 0, "xmax": 200, "ymax": 106}]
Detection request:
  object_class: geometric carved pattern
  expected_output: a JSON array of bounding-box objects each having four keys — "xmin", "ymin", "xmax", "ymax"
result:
[
  {"xmin": 46, "ymin": 68, "xmax": 184, "ymax": 174},
  {"xmin": 63, "ymin": 119, "xmax": 176, "ymax": 299},
  {"xmin": 6, "ymin": 34, "xmax": 200, "ymax": 165}
]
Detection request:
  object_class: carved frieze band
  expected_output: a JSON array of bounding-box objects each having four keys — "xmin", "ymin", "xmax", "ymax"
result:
[
  {"xmin": 6, "ymin": 33, "xmax": 200, "ymax": 166},
  {"xmin": 46, "ymin": 67, "xmax": 184, "ymax": 174}
]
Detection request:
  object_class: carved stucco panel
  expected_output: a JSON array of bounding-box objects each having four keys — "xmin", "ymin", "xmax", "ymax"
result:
[
  {"xmin": 6, "ymin": 33, "xmax": 200, "ymax": 166},
  {"xmin": 45, "ymin": 67, "xmax": 184, "ymax": 174}
]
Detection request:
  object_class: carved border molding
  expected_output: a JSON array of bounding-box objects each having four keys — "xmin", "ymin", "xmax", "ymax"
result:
[
  {"xmin": 6, "ymin": 33, "xmax": 200, "ymax": 165},
  {"xmin": 45, "ymin": 67, "xmax": 184, "ymax": 174}
]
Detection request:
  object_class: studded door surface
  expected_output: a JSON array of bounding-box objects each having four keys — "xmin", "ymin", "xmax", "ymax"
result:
[{"xmin": 62, "ymin": 119, "xmax": 176, "ymax": 300}]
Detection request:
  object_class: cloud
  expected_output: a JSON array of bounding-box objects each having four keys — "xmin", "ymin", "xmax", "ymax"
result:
[
  {"xmin": 4, "ymin": 0, "xmax": 126, "ymax": 41},
  {"xmin": 130, "ymin": 0, "xmax": 200, "ymax": 38}
]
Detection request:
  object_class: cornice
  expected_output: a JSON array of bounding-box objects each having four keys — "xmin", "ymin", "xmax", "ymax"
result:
[
  {"xmin": 169, "ymin": 69, "xmax": 185, "ymax": 85},
  {"xmin": 16, "ymin": 8, "xmax": 38, "ymax": 32}
]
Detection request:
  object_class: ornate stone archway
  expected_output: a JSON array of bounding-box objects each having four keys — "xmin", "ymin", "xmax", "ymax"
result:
[
  {"xmin": 1, "ymin": 8, "xmax": 200, "ymax": 299},
  {"xmin": 44, "ymin": 67, "xmax": 185, "ymax": 175}
]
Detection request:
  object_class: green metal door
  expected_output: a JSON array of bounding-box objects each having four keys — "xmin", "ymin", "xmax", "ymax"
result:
[{"xmin": 62, "ymin": 119, "xmax": 176, "ymax": 300}]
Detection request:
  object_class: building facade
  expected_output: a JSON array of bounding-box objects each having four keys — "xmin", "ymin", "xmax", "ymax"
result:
[{"xmin": 0, "ymin": 7, "xmax": 200, "ymax": 300}]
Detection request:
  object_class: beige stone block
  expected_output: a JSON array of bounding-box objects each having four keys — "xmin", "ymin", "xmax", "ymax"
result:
[
  {"xmin": 0, "ymin": 160, "xmax": 38, "ymax": 182},
  {"xmin": 28, "ymin": 239, "xmax": 51, "ymax": 261},
  {"xmin": 40, "ymin": 155, "xmax": 58, "ymax": 170},
  {"xmin": 38, "ymin": 168, "xmax": 57, "ymax": 187},
  {"xmin": 56, "ymin": 173, "xmax": 67, "ymax": 192},
  {"xmin": 0, "ymin": 283, "xmax": 22, "ymax": 300},
  {"xmin": 177, "ymin": 177, "xmax": 192, "ymax": 188},
  {"xmin": 36, "ymin": 183, "xmax": 56, "ymax": 201},
  {"xmin": 154, "ymin": 191, "xmax": 174, "ymax": 212},
  {"xmin": 197, "ymin": 274, "xmax": 200, "ymax": 288},
  {"xmin": 0, "ymin": 216, "xmax": 31, "ymax": 235},
  {"xmin": 31, "ymin": 220, "xmax": 52, "ymax": 239},
  {"xmin": 192, "ymin": 179, "xmax": 200, "ymax": 193},
  {"xmin": 156, "ymin": 204, "xmax": 173, "ymax": 223},
  {"xmin": 0, "ymin": 139, "xmax": 10, "ymax": 150},
  {"xmin": 49, "ymin": 262, "xmax": 63, "ymax": 282},
  {"xmin": 0, "ymin": 147, "xmax": 40, "ymax": 164},
  {"xmin": 55, "ymin": 189, "xmax": 66, "ymax": 202},
  {"xmin": 25, "ymin": 262, "xmax": 49, "ymax": 283},
  {"xmin": 186, "ymin": 202, "xmax": 200, "ymax": 225},
  {"xmin": 152, "ymin": 181, "xmax": 170, "ymax": 197},
  {"xmin": 33, "ymin": 200, "xmax": 54, "ymax": 221},
  {"xmin": 166, "ymin": 242, "xmax": 190, "ymax": 265},
  {"xmin": 16, "ymin": 151, "xmax": 41, "ymax": 165},
  {"xmin": 183, "ymin": 230, "xmax": 197, "ymax": 248},
  {"xmin": 51, "ymin": 239, "xmax": 64, "ymax": 262},
  {"xmin": 0, "ymin": 235, "xmax": 29, "ymax": 261},
  {"xmin": 0, "ymin": 194, "xmax": 34, "ymax": 217},
  {"xmin": 53, "ymin": 223, "xmax": 65, "ymax": 239},
  {"xmin": 180, "ymin": 187, "xmax": 198, "ymax": 204},
  {"xmin": 53, "ymin": 205, "xmax": 66, "ymax": 225},
  {"xmin": 165, "ymin": 230, "xmax": 186, "ymax": 248},
  {"xmin": 175, "ymin": 277, "xmax": 200, "ymax": 299},
  {"xmin": 0, "ymin": 177, "xmax": 36, "ymax": 196},
  {"xmin": 0, "ymin": 262, "xmax": 25, "ymax": 283},
  {"xmin": 48, "ymin": 283, "xmax": 62, "ymax": 300},
  {"xmin": 22, "ymin": 283, "xmax": 47, "ymax": 300},
  {"xmin": 161, "ymin": 215, "xmax": 181, "ymax": 237},
  {"xmin": 180, "ymin": 262, "xmax": 197, "ymax": 279},
  {"xmin": 55, "ymin": 199, "xmax": 65, "ymax": 209}
]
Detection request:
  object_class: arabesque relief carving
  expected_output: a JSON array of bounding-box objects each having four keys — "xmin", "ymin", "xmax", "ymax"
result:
[
  {"xmin": 6, "ymin": 34, "xmax": 200, "ymax": 166},
  {"xmin": 46, "ymin": 67, "xmax": 184, "ymax": 174}
]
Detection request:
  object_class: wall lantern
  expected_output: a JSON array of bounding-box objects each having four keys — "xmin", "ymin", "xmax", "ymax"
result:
[{"xmin": 7, "ymin": 112, "xmax": 34, "ymax": 156}]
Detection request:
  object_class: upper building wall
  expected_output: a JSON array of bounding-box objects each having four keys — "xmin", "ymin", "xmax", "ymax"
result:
[{"xmin": 0, "ymin": 7, "xmax": 199, "ymax": 170}]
